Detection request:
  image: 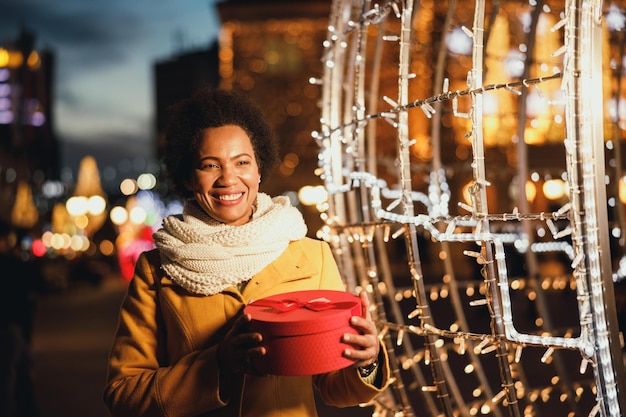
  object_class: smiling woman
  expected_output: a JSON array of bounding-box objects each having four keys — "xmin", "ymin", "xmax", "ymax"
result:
[
  {"xmin": 187, "ymin": 125, "xmax": 261, "ymax": 226},
  {"xmin": 103, "ymin": 89, "xmax": 390, "ymax": 417}
]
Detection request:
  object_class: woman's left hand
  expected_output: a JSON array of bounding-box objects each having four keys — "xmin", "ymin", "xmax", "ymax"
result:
[{"xmin": 342, "ymin": 290, "xmax": 380, "ymax": 367}]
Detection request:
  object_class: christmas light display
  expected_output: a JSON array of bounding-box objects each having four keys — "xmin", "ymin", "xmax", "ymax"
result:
[{"xmin": 314, "ymin": 1, "xmax": 625, "ymax": 416}]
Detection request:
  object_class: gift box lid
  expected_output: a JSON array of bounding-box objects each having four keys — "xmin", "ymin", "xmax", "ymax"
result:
[{"xmin": 244, "ymin": 289, "xmax": 361, "ymax": 336}]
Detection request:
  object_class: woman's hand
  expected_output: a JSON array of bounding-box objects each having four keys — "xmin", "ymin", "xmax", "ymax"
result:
[
  {"xmin": 342, "ymin": 290, "xmax": 380, "ymax": 367},
  {"xmin": 217, "ymin": 313, "xmax": 266, "ymax": 375}
]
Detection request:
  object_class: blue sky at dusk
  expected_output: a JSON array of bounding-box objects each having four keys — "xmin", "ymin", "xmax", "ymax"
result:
[{"xmin": 0, "ymin": 0, "xmax": 222, "ymax": 176}]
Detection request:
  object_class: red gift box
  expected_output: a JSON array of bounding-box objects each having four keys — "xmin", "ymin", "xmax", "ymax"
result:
[{"xmin": 244, "ymin": 289, "xmax": 361, "ymax": 376}]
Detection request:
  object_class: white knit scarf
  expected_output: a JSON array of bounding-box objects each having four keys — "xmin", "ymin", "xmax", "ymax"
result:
[{"xmin": 153, "ymin": 193, "xmax": 307, "ymax": 295}]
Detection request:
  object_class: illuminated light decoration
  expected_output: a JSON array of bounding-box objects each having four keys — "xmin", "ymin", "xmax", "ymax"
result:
[
  {"xmin": 110, "ymin": 206, "xmax": 128, "ymax": 226},
  {"xmin": 0, "ymin": 75, "xmax": 15, "ymax": 124},
  {"xmin": 298, "ymin": 184, "xmax": 328, "ymax": 206},
  {"xmin": 87, "ymin": 195, "xmax": 106, "ymax": 216},
  {"xmin": 0, "ymin": 49, "xmax": 8, "ymax": 67},
  {"xmin": 0, "ymin": 84, "xmax": 11, "ymax": 98},
  {"xmin": 542, "ymin": 178, "xmax": 567, "ymax": 200},
  {"xmin": 26, "ymin": 50, "xmax": 40, "ymax": 69},
  {"xmin": 111, "ymin": 194, "xmax": 159, "ymax": 281},
  {"xmin": 116, "ymin": 236, "xmax": 154, "ymax": 281},
  {"xmin": 619, "ymin": 176, "xmax": 626, "ymax": 204},
  {"xmin": 66, "ymin": 196, "xmax": 88, "ymax": 216},
  {"xmin": 0, "ymin": 47, "xmax": 23, "ymax": 68},
  {"xmin": 11, "ymin": 181, "xmax": 39, "ymax": 229},
  {"xmin": 134, "ymin": 190, "xmax": 166, "ymax": 228},
  {"xmin": 70, "ymin": 156, "xmax": 108, "ymax": 237},
  {"xmin": 41, "ymin": 180, "xmax": 65, "ymax": 198},
  {"xmin": 24, "ymin": 98, "xmax": 46, "ymax": 126},
  {"xmin": 315, "ymin": 0, "xmax": 626, "ymax": 416},
  {"xmin": 31, "ymin": 239, "xmax": 46, "ymax": 257},
  {"xmin": 136, "ymin": 173, "xmax": 157, "ymax": 191},
  {"xmin": 120, "ymin": 178, "xmax": 139, "ymax": 196},
  {"xmin": 129, "ymin": 206, "xmax": 147, "ymax": 225},
  {"xmin": 0, "ymin": 109, "xmax": 13, "ymax": 124},
  {"xmin": 99, "ymin": 240, "xmax": 115, "ymax": 257}
]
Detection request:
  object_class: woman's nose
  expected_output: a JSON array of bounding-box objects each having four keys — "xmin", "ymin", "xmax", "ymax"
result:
[{"xmin": 217, "ymin": 166, "xmax": 238, "ymax": 185}]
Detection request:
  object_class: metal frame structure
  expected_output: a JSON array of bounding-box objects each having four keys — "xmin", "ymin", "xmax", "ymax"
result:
[{"xmin": 315, "ymin": 1, "xmax": 626, "ymax": 416}]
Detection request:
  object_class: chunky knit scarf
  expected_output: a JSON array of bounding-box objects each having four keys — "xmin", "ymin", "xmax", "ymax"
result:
[{"xmin": 153, "ymin": 193, "xmax": 307, "ymax": 295}]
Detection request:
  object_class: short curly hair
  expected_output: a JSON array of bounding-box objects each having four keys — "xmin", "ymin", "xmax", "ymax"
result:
[{"xmin": 163, "ymin": 89, "xmax": 280, "ymax": 199}]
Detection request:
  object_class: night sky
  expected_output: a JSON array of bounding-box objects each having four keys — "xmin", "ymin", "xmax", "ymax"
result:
[{"xmin": 0, "ymin": 0, "xmax": 222, "ymax": 177}]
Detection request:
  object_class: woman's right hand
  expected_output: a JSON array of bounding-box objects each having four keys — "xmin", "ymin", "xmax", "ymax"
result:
[{"xmin": 217, "ymin": 313, "xmax": 266, "ymax": 375}]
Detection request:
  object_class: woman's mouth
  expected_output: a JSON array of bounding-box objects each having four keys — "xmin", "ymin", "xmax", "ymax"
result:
[{"xmin": 217, "ymin": 193, "xmax": 244, "ymax": 201}]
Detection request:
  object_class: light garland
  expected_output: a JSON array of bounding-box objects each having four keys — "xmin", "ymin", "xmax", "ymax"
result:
[{"xmin": 316, "ymin": 1, "xmax": 625, "ymax": 416}]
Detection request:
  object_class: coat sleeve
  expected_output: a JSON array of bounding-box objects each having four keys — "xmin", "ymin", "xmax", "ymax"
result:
[
  {"xmin": 314, "ymin": 345, "xmax": 390, "ymax": 407},
  {"xmin": 103, "ymin": 251, "xmax": 229, "ymax": 417},
  {"xmin": 314, "ymin": 241, "xmax": 392, "ymax": 407}
]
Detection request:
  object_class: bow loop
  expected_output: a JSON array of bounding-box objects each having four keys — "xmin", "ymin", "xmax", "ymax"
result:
[{"xmin": 252, "ymin": 296, "xmax": 348, "ymax": 313}]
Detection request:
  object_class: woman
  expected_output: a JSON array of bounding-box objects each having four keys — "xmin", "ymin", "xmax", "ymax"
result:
[{"xmin": 103, "ymin": 89, "xmax": 390, "ymax": 417}]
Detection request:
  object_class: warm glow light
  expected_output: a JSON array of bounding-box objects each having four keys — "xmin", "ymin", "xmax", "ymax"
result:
[
  {"xmin": 0, "ymin": 48, "xmax": 8, "ymax": 67},
  {"xmin": 619, "ymin": 176, "xmax": 626, "ymax": 204},
  {"xmin": 66, "ymin": 196, "xmax": 88, "ymax": 216},
  {"xmin": 0, "ymin": 49, "xmax": 23, "ymax": 68},
  {"xmin": 298, "ymin": 185, "xmax": 328, "ymax": 206},
  {"xmin": 58, "ymin": 233, "xmax": 71, "ymax": 250},
  {"xmin": 110, "ymin": 206, "xmax": 128, "ymax": 225},
  {"xmin": 11, "ymin": 181, "xmax": 39, "ymax": 229},
  {"xmin": 99, "ymin": 240, "xmax": 115, "ymax": 256},
  {"xmin": 542, "ymin": 179, "xmax": 566, "ymax": 200},
  {"xmin": 87, "ymin": 195, "xmax": 106, "ymax": 215},
  {"xmin": 283, "ymin": 153, "xmax": 300, "ymax": 168},
  {"xmin": 461, "ymin": 181, "xmax": 473, "ymax": 206},
  {"xmin": 41, "ymin": 231, "xmax": 53, "ymax": 247},
  {"xmin": 50, "ymin": 233, "xmax": 64, "ymax": 250},
  {"xmin": 27, "ymin": 51, "xmax": 41, "ymax": 69},
  {"xmin": 137, "ymin": 173, "xmax": 157, "ymax": 190},
  {"xmin": 120, "ymin": 178, "xmax": 139, "ymax": 196},
  {"xmin": 70, "ymin": 235, "xmax": 86, "ymax": 251},
  {"xmin": 525, "ymin": 181, "xmax": 536, "ymax": 203},
  {"xmin": 129, "ymin": 206, "xmax": 147, "ymax": 225},
  {"xmin": 75, "ymin": 214, "xmax": 89, "ymax": 230}
]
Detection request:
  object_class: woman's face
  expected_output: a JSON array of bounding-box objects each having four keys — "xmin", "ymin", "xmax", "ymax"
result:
[{"xmin": 186, "ymin": 125, "xmax": 261, "ymax": 226}]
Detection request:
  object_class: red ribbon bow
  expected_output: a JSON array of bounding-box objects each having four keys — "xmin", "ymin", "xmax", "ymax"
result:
[{"xmin": 252, "ymin": 297, "xmax": 352, "ymax": 313}]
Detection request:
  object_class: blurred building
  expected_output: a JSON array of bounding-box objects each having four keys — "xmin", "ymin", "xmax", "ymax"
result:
[
  {"xmin": 154, "ymin": 42, "xmax": 220, "ymax": 152},
  {"xmin": 0, "ymin": 27, "xmax": 59, "ymax": 225}
]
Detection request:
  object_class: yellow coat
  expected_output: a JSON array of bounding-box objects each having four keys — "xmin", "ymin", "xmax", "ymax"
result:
[{"xmin": 104, "ymin": 237, "xmax": 389, "ymax": 417}]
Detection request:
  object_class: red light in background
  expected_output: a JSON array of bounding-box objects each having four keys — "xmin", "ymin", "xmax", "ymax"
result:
[{"xmin": 31, "ymin": 239, "xmax": 46, "ymax": 257}]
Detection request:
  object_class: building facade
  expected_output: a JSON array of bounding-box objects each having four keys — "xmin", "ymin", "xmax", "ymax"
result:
[{"xmin": 0, "ymin": 27, "xmax": 58, "ymax": 226}]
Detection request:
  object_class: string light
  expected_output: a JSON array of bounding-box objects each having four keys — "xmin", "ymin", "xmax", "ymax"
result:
[{"xmin": 316, "ymin": 0, "xmax": 625, "ymax": 416}]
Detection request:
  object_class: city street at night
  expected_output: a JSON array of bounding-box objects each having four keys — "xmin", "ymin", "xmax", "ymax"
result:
[
  {"xmin": 4, "ymin": 1, "xmax": 626, "ymax": 415},
  {"xmin": 31, "ymin": 277, "xmax": 126, "ymax": 417}
]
